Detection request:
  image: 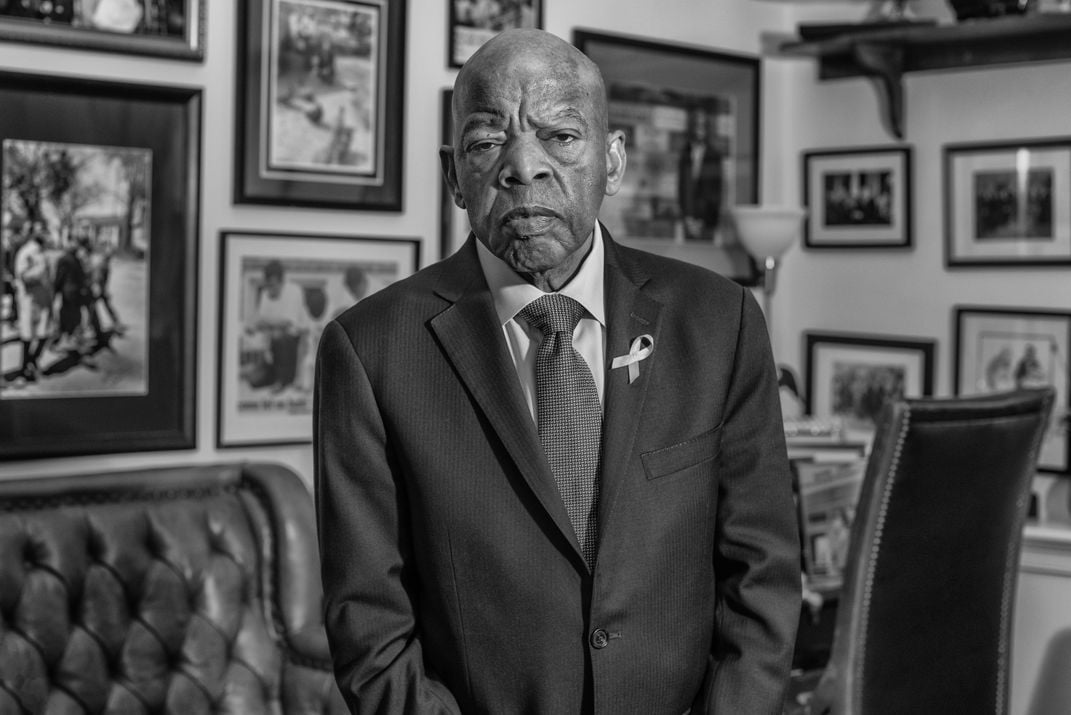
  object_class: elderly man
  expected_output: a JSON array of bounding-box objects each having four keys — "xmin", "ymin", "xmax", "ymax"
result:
[{"xmin": 315, "ymin": 28, "xmax": 800, "ymax": 714}]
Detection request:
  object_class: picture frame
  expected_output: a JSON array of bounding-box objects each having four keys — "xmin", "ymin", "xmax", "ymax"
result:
[
  {"xmin": 944, "ymin": 138, "xmax": 1071, "ymax": 267},
  {"xmin": 216, "ymin": 230, "xmax": 419, "ymax": 447},
  {"xmin": 573, "ymin": 29, "xmax": 761, "ymax": 286},
  {"xmin": 0, "ymin": 72, "xmax": 200, "ymax": 460},
  {"xmin": 447, "ymin": 0, "xmax": 542, "ymax": 68},
  {"xmin": 802, "ymin": 145, "xmax": 912, "ymax": 249},
  {"xmin": 439, "ymin": 88, "xmax": 471, "ymax": 260},
  {"xmin": 805, "ymin": 331, "xmax": 936, "ymax": 437},
  {"xmin": 234, "ymin": 0, "xmax": 406, "ymax": 211},
  {"xmin": 953, "ymin": 306, "xmax": 1071, "ymax": 475},
  {"xmin": 0, "ymin": 0, "xmax": 205, "ymax": 61}
]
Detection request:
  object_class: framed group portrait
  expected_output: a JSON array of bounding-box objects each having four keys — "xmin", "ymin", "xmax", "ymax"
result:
[
  {"xmin": 216, "ymin": 230, "xmax": 419, "ymax": 447},
  {"xmin": 234, "ymin": 0, "xmax": 406, "ymax": 210},
  {"xmin": 802, "ymin": 145, "xmax": 912, "ymax": 249},
  {"xmin": 805, "ymin": 331, "xmax": 936, "ymax": 437},
  {"xmin": 954, "ymin": 306, "xmax": 1071, "ymax": 475},
  {"xmin": 0, "ymin": 72, "xmax": 200, "ymax": 460},
  {"xmin": 573, "ymin": 29, "xmax": 761, "ymax": 285},
  {"xmin": 447, "ymin": 0, "xmax": 542, "ymax": 68},
  {"xmin": 944, "ymin": 138, "xmax": 1071, "ymax": 267},
  {"xmin": 0, "ymin": 0, "xmax": 205, "ymax": 60}
]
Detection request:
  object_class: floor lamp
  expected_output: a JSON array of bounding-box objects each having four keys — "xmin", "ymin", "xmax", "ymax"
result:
[{"xmin": 730, "ymin": 205, "xmax": 806, "ymax": 342}]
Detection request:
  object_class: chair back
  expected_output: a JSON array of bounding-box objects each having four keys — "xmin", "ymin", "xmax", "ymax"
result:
[{"xmin": 812, "ymin": 387, "xmax": 1055, "ymax": 715}]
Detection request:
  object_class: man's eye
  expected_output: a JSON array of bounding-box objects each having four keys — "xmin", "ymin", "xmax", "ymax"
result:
[
  {"xmin": 468, "ymin": 140, "xmax": 498, "ymax": 153},
  {"xmin": 551, "ymin": 133, "xmax": 577, "ymax": 144}
]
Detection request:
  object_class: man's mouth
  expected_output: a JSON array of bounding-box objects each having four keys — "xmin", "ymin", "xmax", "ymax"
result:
[{"xmin": 501, "ymin": 207, "xmax": 559, "ymax": 236}]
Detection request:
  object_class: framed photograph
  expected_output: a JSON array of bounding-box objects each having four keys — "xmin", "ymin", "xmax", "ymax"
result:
[
  {"xmin": 234, "ymin": 0, "xmax": 406, "ymax": 210},
  {"xmin": 0, "ymin": 0, "xmax": 205, "ymax": 61},
  {"xmin": 802, "ymin": 145, "xmax": 912, "ymax": 249},
  {"xmin": 440, "ymin": 88, "xmax": 471, "ymax": 260},
  {"xmin": 573, "ymin": 29, "xmax": 761, "ymax": 285},
  {"xmin": 944, "ymin": 138, "xmax": 1071, "ymax": 267},
  {"xmin": 448, "ymin": 0, "xmax": 542, "ymax": 68},
  {"xmin": 805, "ymin": 331, "xmax": 936, "ymax": 436},
  {"xmin": 0, "ymin": 72, "xmax": 200, "ymax": 460},
  {"xmin": 217, "ymin": 231, "xmax": 419, "ymax": 447},
  {"xmin": 954, "ymin": 306, "xmax": 1071, "ymax": 474}
]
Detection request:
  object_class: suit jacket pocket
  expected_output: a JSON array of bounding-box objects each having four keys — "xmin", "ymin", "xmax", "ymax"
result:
[{"xmin": 640, "ymin": 425, "xmax": 722, "ymax": 481}]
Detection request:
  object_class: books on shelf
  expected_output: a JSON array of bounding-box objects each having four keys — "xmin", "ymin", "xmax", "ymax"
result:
[
  {"xmin": 784, "ymin": 417, "xmax": 869, "ymax": 463},
  {"xmin": 793, "ymin": 456, "xmax": 869, "ymax": 593}
]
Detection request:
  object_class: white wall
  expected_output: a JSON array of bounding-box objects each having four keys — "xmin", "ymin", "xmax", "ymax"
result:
[
  {"xmin": 0, "ymin": 0, "xmax": 794, "ymax": 485},
  {"xmin": 768, "ymin": 43, "xmax": 1071, "ymax": 397}
]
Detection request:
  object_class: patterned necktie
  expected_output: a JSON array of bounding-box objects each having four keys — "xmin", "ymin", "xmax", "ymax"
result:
[{"xmin": 519, "ymin": 294, "xmax": 602, "ymax": 567}]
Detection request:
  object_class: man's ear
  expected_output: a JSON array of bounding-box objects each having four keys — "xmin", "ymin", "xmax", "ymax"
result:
[
  {"xmin": 439, "ymin": 145, "xmax": 466, "ymax": 209},
  {"xmin": 604, "ymin": 130, "xmax": 627, "ymax": 197}
]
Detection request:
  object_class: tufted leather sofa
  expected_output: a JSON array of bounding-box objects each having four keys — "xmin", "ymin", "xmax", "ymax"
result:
[{"xmin": 0, "ymin": 462, "xmax": 346, "ymax": 715}]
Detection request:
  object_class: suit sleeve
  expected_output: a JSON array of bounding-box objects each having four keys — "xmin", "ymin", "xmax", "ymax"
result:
[
  {"xmin": 314, "ymin": 320, "xmax": 461, "ymax": 714},
  {"xmin": 697, "ymin": 289, "xmax": 802, "ymax": 714}
]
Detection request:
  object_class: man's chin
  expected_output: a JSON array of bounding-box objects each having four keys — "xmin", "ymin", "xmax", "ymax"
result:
[{"xmin": 498, "ymin": 236, "xmax": 562, "ymax": 273}]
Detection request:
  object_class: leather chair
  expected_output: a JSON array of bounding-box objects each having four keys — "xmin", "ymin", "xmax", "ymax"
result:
[
  {"xmin": 0, "ymin": 462, "xmax": 346, "ymax": 715},
  {"xmin": 804, "ymin": 387, "xmax": 1055, "ymax": 715}
]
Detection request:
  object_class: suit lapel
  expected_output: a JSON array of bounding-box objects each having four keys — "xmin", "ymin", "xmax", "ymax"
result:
[
  {"xmin": 429, "ymin": 239, "xmax": 581, "ymax": 559},
  {"xmin": 598, "ymin": 233, "xmax": 662, "ymax": 535}
]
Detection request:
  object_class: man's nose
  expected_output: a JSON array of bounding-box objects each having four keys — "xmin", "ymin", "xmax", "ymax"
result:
[{"xmin": 498, "ymin": 135, "xmax": 550, "ymax": 187}]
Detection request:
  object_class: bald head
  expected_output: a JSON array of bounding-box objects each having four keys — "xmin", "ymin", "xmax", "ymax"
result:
[
  {"xmin": 440, "ymin": 28, "xmax": 626, "ymax": 291},
  {"xmin": 453, "ymin": 29, "xmax": 609, "ymax": 137}
]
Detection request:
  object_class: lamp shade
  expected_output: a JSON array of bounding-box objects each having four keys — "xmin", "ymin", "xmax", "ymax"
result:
[{"xmin": 730, "ymin": 205, "xmax": 806, "ymax": 261}]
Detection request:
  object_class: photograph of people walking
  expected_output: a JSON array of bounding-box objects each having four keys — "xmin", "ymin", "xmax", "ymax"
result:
[{"xmin": 1, "ymin": 139, "xmax": 150, "ymax": 399}]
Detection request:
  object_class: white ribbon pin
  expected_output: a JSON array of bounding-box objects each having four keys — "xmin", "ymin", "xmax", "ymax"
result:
[{"xmin": 611, "ymin": 334, "xmax": 655, "ymax": 384}]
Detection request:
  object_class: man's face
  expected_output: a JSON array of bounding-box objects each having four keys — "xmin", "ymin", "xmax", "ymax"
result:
[
  {"xmin": 264, "ymin": 274, "xmax": 283, "ymax": 299},
  {"xmin": 442, "ymin": 36, "xmax": 625, "ymax": 286}
]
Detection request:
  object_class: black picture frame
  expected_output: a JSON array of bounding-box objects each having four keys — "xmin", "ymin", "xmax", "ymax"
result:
[
  {"xmin": 953, "ymin": 306, "xmax": 1071, "ymax": 475},
  {"xmin": 0, "ymin": 72, "xmax": 200, "ymax": 460},
  {"xmin": 805, "ymin": 330, "xmax": 936, "ymax": 437},
  {"xmin": 216, "ymin": 230, "xmax": 420, "ymax": 447},
  {"xmin": 234, "ymin": 0, "xmax": 406, "ymax": 211},
  {"xmin": 944, "ymin": 138, "xmax": 1071, "ymax": 268},
  {"xmin": 447, "ymin": 0, "xmax": 543, "ymax": 68},
  {"xmin": 573, "ymin": 29, "xmax": 761, "ymax": 286},
  {"xmin": 0, "ymin": 0, "xmax": 205, "ymax": 61},
  {"xmin": 802, "ymin": 145, "xmax": 912, "ymax": 250}
]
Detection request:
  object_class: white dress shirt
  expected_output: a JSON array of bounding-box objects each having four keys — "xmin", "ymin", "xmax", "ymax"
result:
[{"xmin": 475, "ymin": 224, "xmax": 607, "ymax": 425}]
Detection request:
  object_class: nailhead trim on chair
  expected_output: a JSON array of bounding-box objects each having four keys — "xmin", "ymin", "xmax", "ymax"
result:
[
  {"xmin": 993, "ymin": 410, "xmax": 1050, "ymax": 715},
  {"xmin": 0, "ymin": 485, "xmax": 239, "ymax": 513},
  {"xmin": 855, "ymin": 404, "xmax": 910, "ymax": 711}
]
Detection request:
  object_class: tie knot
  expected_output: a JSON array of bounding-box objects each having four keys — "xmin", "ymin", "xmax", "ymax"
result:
[{"xmin": 519, "ymin": 294, "xmax": 585, "ymax": 337}]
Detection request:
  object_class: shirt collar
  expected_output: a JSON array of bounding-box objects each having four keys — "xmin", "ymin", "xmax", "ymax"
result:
[{"xmin": 476, "ymin": 222, "xmax": 606, "ymax": 328}]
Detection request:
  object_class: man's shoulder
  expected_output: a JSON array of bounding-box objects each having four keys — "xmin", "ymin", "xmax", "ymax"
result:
[
  {"xmin": 332, "ymin": 255, "xmax": 459, "ymax": 332},
  {"xmin": 611, "ymin": 239, "xmax": 744, "ymax": 299}
]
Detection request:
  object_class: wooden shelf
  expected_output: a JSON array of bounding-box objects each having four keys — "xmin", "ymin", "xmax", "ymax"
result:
[{"xmin": 778, "ymin": 14, "xmax": 1071, "ymax": 138}]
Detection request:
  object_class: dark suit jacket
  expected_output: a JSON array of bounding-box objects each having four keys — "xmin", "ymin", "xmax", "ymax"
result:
[
  {"xmin": 678, "ymin": 142, "xmax": 725, "ymax": 229},
  {"xmin": 315, "ymin": 228, "xmax": 800, "ymax": 715}
]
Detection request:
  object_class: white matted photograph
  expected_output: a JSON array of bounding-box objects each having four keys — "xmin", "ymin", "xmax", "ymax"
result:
[
  {"xmin": 944, "ymin": 138, "xmax": 1071, "ymax": 267},
  {"xmin": 2, "ymin": 138, "xmax": 151, "ymax": 400},
  {"xmin": 217, "ymin": 230, "xmax": 419, "ymax": 447},
  {"xmin": 803, "ymin": 145, "xmax": 911, "ymax": 249},
  {"xmin": 954, "ymin": 306, "xmax": 1071, "ymax": 474},
  {"xmin": 805, "ymin": 331, "xmax": 935, "ymax": 438}
]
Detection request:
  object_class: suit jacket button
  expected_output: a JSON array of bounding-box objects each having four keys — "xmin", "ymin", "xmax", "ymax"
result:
[{"xmin": 590, "ymin": 628, "xmax": 609, "ymax": 649}]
